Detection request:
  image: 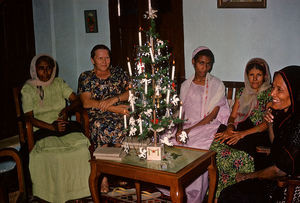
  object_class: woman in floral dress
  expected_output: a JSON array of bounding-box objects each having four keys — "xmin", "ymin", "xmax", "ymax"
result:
[
  {"xmin": 78, "ymin": 44, "xmax": 129, "ymax": 148},
  {"xmin": 78, "ymin": 44, "xmax": 129, "ymax": 193},
  {"xmin": 210, "ymin": 58, "xmax": 272, "ymax": 198}
]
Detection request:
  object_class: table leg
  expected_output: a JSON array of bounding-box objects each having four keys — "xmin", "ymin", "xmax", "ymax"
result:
[
  {"xmin": 170, "ymin": 182, "xmax": 184, "ymax": 203},
  {"xmin": 207, "ymin": 154, "xmax": 217, "ymax": 203},
  {"xmin": 89, "ymin": 162, "xmax": 101, "ymax": 203},
  {"xmin": 134, "ymin": 182, "xmax": 141, "ymax": 203}
]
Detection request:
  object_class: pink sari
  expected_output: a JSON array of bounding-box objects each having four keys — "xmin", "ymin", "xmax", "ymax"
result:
[{"xmin": 161, "ymin": 74, "xmax": 230, "ymax": 202}]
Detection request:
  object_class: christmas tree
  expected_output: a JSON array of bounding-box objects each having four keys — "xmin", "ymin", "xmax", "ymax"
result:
[{"xmin": 124, "ymin": 0, "xmax": 186, "ymax": 159}]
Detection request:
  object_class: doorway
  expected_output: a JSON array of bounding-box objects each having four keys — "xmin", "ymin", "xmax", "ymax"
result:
[
  {"xmin": 109, "ymin": 0, "xmax": 185, "ymax": 85},
  {"xmin": 0, "ymin": 0, "xmax": 35, "ymax": 139}
]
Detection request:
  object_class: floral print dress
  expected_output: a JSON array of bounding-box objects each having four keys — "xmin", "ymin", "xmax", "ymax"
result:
[
  {"xmin": 78, "ymin": 67, "xmax": 129, "ymax": 148},
  {"xmin": 210, "ymin": 87, "xmax": 272, "ymax": 198}
]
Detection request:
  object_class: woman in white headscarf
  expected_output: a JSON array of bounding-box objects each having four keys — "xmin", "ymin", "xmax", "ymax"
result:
[
  {"xmin": 210, "ymin": 58, "xmax": 272, "ymax": 199},
  {"xmin": 21, "ymin": 54, "xmax": 91, "ymax": 203}
]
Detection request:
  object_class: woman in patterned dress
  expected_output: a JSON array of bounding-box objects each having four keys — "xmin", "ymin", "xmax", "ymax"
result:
[
  {"xmin": 210, "ymin": 58, "xmax": 272, "ymax": 199},
  {"xmin": 78, "ymin": 44, "xmax": 129, "ymax": 193},
  {"xmin": 219, "ymin": 66, "xmax": 300, "ymax": 203}
]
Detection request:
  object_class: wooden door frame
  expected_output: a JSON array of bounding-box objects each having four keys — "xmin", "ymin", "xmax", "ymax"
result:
[{"xmin": 108, "ymin": 0, "xmax": 185, "ymax": 87}]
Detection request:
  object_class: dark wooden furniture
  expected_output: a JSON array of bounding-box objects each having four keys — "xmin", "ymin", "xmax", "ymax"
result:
[
  {"xmin": 223, "ymin": 81, "xmax": 244, "ymax": 101},
  {"xmin": 277, "ymin": 175, "xmax": 300, "ymax": 203},
  {"xmin": 0, "ymin": 148, "xmax": 26, "ymax": 202},
  {"xmin": 12, "ymin": 87, "xmax": 26, "ymax": 146},
  {"xmin": 89, "ymin": 146, "xmax": 217, "ymax": 203}
]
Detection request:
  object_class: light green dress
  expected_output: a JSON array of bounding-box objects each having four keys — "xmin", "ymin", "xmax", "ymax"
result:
[{"xmin": 22, "ymin": 78, "xmax": 91, "ymax": 203}]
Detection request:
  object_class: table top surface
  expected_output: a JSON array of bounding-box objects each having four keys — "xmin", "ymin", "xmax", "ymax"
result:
[{"xmin": 96, "ymin": 146, "xmax": 208, "ymax": 173}]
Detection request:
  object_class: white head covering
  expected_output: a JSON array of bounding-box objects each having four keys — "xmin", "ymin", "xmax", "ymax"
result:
[
  {"xmin": 26, "ymin": 54, "xmax": 57, "ymax": 100},
  {"xmin": 235, "ymin": 58, "xmax": 271, "ymax": 123},
  {"xmin": 192, "ymin": 46, "xmax": 210, "ymax": 59},
  {"xmin": 181, "ymin": 46, "xmax": 225, "ymax": 119}
]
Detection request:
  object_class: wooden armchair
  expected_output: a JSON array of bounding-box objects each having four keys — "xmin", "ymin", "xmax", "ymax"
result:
[
  {"xmin": 277, "ymin": 175, "xmax": 300, "ymax": 203},
  {"xmin": 0, "ymin": 148, "xmax": 26, "ymax": 202},
  {"xmin": 12, "ymin": 87, "xmax": 91, "ymax": 153}
]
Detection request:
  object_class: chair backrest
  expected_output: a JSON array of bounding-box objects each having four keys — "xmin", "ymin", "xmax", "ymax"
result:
[
  {"xmin": 223, "ymin": 81, "xmax": 244, "ymax": 108},
  {"xmin": 12, "ymin": 87, "xmax": 34, "ymax": 152},
  {"xmin": 12, "ymin": 87, "xmax": 26, "ymax": 145}
]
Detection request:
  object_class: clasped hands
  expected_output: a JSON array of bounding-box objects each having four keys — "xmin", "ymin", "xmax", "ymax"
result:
[
  {"xmin": 51, "ymin": 108, "xmax": 69, "ymax": 132},
  {"xmin": 214, "ymin": 128, "xmax": 246, "ymax": 145},
  {"xmin": 98, "ymin": 97, "xmax": 129, "ymax": 115}
]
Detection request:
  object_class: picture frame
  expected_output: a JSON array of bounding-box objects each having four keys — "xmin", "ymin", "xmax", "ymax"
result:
[
  {"xmin": 84, "ymin": 10, "xmax": 98, "ymax": 33},
  {"xmin": 217, "ymin": 0, "xmax": 266, "ymax": 8}
]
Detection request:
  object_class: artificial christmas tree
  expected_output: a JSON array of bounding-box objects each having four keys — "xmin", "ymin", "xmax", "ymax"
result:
[{"xmin": 123, "ymin": 0, "xmax": 187, "ymax": 160}]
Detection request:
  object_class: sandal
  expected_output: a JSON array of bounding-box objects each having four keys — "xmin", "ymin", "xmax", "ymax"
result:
[
  {"xmin": 132, "ymin": 191, "xmax": 161, "ymax": 200},
  {"xmin": 107, "ymin": 187, "xmax": 136, "ymax": 197}
]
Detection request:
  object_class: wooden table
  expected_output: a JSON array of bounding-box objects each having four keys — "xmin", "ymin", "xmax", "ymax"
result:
[{"xmin": 89, "ymin": 146, "xmax": 217, "ymax": 203}]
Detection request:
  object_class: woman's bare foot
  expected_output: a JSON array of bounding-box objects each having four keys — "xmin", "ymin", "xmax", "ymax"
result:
[{"xmin": 101, "ymin": 177, "xmax": 109, "ymax": 193}]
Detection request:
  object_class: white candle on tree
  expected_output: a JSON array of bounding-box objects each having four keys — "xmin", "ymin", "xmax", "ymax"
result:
[
  {"xmin": 171, "ymin": 60, "xmax": 175, "ymax": 81},
  {"xmin": 166, "ymin": 89, "xmax": 170, "ymax": 105},
  {"xmin": 129, "ymin": 90, "xmax": 135, "ymax": 112},
  {"xmin": 138, "ymin": 27, "xmax": 142, "ymax": 47},
  {"xmin": 149, "ymin": 47, "xmax": 155, "ymax": 63},
  {"xmin": 145, "ymin": 80, "xmax": 148, "ymax": 94},
  {"xmin": 124, "ymin": 115, "xmax": 127, "ymax": 129},
  {"xmin": 179, "ymin": 102, "xmax": 183, "ymax": 119},
  {"xmin": 148, "ymin": 0, "xmax": 152, "ymax": 14},
  {"xmin": 127, "ymin": 57, "xmax": 132, "ymax": 76},
  {"xmin": 139, "ymin": 118, "xmax": 143, "ymax": 134}
]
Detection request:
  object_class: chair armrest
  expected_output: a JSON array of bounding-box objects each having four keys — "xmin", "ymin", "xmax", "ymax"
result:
[
  {"xmin": 256, "ymin": 146, "xmax": 271, "ymax": 155},
  {"xmin": 278, "ymin": 175, "xmax": 300, "ymax": 187},
  {"xmin": 25, "ymin": 119, "xmax": 34, "ymax": 152},
  {"xmin": 277, "ymin": 175, "xmax": 300, "ymax": 203},
  {"xmin": 74, "ymin": 106, "xmax": 94, "ymax": 154},
  {"xmin": 0, "ymin": 148, "xmax": 26, "ymax": 197}
]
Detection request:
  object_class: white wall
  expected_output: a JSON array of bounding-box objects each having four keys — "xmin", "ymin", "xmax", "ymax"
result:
[
  {"xmin": 33, "ymin": 0, "xmax": 300, "ymax": 90},
  {"xmin": 32, "ymin": 0, "xmax": 110, "ymax": 91},
  {"xmin": 183, "ymin": 0, "xmax": 300, "ymax": 81}
]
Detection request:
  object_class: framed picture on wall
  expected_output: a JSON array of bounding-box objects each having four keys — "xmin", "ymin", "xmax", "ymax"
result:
[
  {"xmin": 84, "ymin": 10, "xmax": 98, "ymax": 33},
  {"xmin": 217, "ymin": 0, "xmax": 266, "ymax": 8}
]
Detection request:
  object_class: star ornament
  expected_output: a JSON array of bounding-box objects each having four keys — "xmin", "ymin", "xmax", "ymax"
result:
[{"xmin": 145, "ymin": 9, "xmax": 158, "ymax": 19}]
